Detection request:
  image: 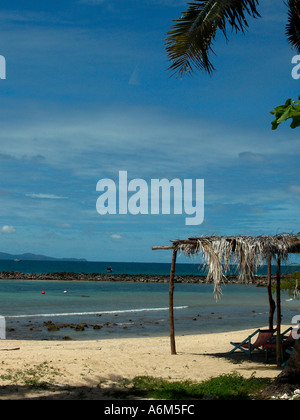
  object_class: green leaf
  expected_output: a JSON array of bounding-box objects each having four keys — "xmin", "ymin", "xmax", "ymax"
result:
[
  {"xmin": 270, "ymin": 96, "xmax": 300, "ymax": 129},
  {"xmin": 285, "ymin": 98, "xmax": 292, "ymax": 106},
  {"xmin": 290, "ymin": 114, "xmax": 300, "ymax": 129}
]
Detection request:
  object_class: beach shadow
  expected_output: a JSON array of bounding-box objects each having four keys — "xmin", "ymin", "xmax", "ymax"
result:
[
  {"xmin": 0, "ymin": 382, "xmax": 145, "ymax": 400},
  {"xmin": 195, "ymin": 350, "xmax": 275, "ymax": 366}
]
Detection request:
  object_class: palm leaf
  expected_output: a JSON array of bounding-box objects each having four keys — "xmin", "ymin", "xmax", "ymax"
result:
[
  {"xmin": 286, "ymin": 0, "xmax": 300, "ymax": 53},
  {"xmin": 165, "ymin": 0, "xmax": 260, "ymax": 77}
]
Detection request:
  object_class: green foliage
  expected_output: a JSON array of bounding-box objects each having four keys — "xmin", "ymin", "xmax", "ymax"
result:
[
  {"xmin": 275, "ymin": 267, "xmax": 300, "ymax": 298},
  {"xmin": 286, "ymin": 0, "xmax": 300, "ymax": 52},
  {"xmin": 166, "ymin": 1, "xmax": 300, "ymax": 77},
  {"xmin": 270, "ymin": 96, "xmax": 300, "ymax": 130},
  {"xmin": 122, "ymin": 372, "xmax": 271, "ymax": 400},
  {"xmin": 166, "ymin": 0, "xmax": 261, "ymax": 77}
]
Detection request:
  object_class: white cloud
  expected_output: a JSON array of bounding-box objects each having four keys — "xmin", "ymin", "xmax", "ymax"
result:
[
  {"xmin": 25, "ymin": 193, "xmax": 68, "ymax": 200},
  {"xmin": 110, "ymin": 234, "xmax": 122, "ymax": 239},
  {"xmin": 0, "ymin": 10, "xmax": 48, "ymax": 23},
  {"xmin": 0, "ymin": 106, "xmax": 253, "ymax": 177},
  {"xmin": 238, "ymin": 151, "xmax": 266, "ymax": 162},
  {"xmin": 1, "ymin": 225, "xmax": 16, "ymax": 233},
  {"xmin": 2, "ymin": 103, "xmax": 297, "ymax": 175}
]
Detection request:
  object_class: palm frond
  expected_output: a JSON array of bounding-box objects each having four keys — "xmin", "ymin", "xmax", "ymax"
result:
[
  {"xmin": 174, "ymin": 234, "xmax": 297, "ymax": 299},
  {"xmin": 286, "ymin": 0, "xmax": 300, "ymax": 53},
  {"xmin": 165, "ymin": 0, "xmax": 260, "ymax": 77}
]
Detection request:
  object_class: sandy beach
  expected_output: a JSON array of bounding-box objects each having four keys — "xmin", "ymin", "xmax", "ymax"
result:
[{"xmin": 0, "ymin": 327, "xmax": 286, "ymax": 399}]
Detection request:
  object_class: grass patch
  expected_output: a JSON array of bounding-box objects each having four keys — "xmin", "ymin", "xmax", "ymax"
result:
[
  {"xmin": 0, "ymin": 362, "xmax": 61, "ymax": 388},
  {"xmin": 120, "ymin": 372, "xmax": 271, "ymax": 400}
]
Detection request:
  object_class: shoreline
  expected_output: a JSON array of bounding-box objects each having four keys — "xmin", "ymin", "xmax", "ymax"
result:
[{"xmin": 0, "ymin": 271, "xmax": 275, "ymax": 286}]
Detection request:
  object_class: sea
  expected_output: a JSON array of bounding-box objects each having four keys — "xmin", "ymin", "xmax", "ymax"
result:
[{"xmin": 0, "ymin": 260, "xmax": 299, "ymax": 341}]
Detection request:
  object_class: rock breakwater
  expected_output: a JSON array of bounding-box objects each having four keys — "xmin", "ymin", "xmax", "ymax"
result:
[{"xmin": 0, "ymin": 271, "xmax": 274, "ymax": 287}]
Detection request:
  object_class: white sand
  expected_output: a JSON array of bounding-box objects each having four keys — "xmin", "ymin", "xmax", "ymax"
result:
[{"xmin": 0, "ymin": 327, "xmax": 285, "ymax": 399}]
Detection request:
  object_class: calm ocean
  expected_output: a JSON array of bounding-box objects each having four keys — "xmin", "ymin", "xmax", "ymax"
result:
[
  {"xmin": 0, "ymin": 260, "xmax": 299, "ymax": 341},
  {"xmin": 0, "ymin": 259, "xmax": 297, "ymax": 275}
]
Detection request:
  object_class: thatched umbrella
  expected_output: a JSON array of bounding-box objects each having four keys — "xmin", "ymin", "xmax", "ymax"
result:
[{"xmin": 153, "ymin": 234, "xmax": 300, "ymax": 366}]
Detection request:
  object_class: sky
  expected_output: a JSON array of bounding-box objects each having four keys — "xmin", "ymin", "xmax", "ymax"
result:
[{"xmin": 0, "ymin": 0, "xmax": 299, "ymax": 263}]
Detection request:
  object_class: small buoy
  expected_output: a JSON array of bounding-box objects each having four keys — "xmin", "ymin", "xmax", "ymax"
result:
[
  {"xmin": 64, "ymin": 290, "xmax": 67, "ymax": 294},
  {"xmin": 42, "ymin": 291, "xmax": 45, "ymax": 295}
]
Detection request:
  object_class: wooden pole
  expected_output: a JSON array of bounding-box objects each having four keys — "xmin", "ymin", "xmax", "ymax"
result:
[
  {"xmin": 276, "ymin": 255, "xmax": 282, "ymax": 367},
  {"xmin": 169, "ymin": 249, "xmax": 177, "ymax": 355},
  {"xmin": 267, "ymin": 254, "xmax": 276, "ymax": 331}
]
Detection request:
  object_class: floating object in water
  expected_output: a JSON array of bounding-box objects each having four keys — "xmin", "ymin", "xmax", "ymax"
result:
[
  {"xmin": 42, "ymin": 291, "xmax": 45, "ymax": 295},
  {"xmin": 106, "ymin": 266, "xmax": 113, "ymax": 273},
  {"xmin": 64, "ymin": 291, "xmax": 67, "ymax": 294}
]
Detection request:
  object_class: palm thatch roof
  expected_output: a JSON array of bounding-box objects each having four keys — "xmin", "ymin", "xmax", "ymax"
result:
[
  {"xmin": 154, "ymin": 233, "xmax": 300, "ymax": 298},
  {"xmin": 173, "ymin": 234, "xmax": 300, "ymax": 297}
]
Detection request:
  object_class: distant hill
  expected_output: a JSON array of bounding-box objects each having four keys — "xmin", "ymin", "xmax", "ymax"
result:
[{"xmin": 0, "ymin": 252, "xmax": 87, "ymax": 262}]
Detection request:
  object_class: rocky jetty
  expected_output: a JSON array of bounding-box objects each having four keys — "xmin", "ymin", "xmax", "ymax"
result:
[{"xmin": 0, "ymin": 270, "xmax": 275, "ymax": 287}]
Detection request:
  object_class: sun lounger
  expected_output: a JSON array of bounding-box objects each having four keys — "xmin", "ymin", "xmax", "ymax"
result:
[
  {"xmin": 229, "ymin": 329, "xmax": 275, "ymax": 358},
  {"xmin": 264, "ymin": 327, "xmax": 295, "ymax": 364}
]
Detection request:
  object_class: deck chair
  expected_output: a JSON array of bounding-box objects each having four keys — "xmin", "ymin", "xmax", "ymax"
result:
[
  {"xmin": 264, "ymin": 327, "xmax": 295, "ymax": 364},
  {"xmin": 264, "ymin": 327, "xmax": 294, "ymax": 348},
  {"xmin": 229, "ymin": 329, "xmax": 275, "ymax": 358}
]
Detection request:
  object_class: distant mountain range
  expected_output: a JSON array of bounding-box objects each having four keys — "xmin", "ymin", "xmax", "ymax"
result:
[{"xmin": 0, "ymin": 252, "xmax": 87, "ymax": 262}]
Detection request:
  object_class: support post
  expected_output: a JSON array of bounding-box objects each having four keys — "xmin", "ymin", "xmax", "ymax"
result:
[
  {"xmin": 169, "ymin": 249, "xmax": 177, "ymax": 355},
  {"xmin": 267, "ymin": 254, "xmax": 276, "ymax": 331},
  {"xmin": 276, "ymin": 255, "xmax": 282, "ymax": 367}
]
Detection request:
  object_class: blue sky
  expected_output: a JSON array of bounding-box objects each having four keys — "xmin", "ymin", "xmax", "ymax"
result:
[{"xmin": 0, "ymin": 0, "xmax": 299, "ymax": 263}]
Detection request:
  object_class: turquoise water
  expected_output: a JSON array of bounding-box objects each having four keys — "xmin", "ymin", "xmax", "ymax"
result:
[
  {"xmin": 0, "ymin": 260, "xmax": 299, "ymax": 341},
  {"xmin": 0, "ymin": 280, "xmax": 299, "ymax": 341}
]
